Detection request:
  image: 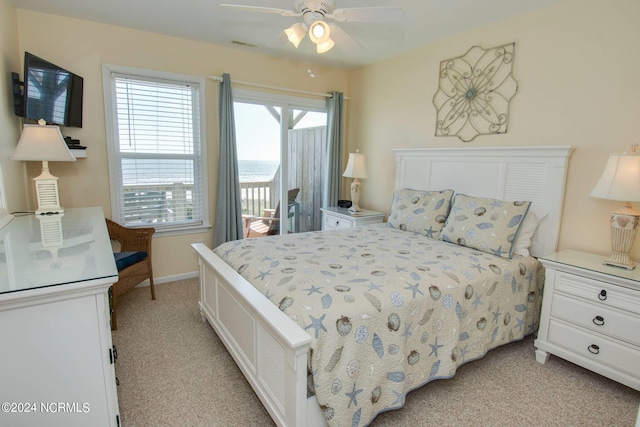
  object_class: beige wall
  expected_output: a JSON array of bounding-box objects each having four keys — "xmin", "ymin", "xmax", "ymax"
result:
[
  {"xmin": 347, "ymin": 0, "xmax": 640, "ymax": 260},
  {"xmin": 13, "ymin": 10, "xmax": 349, "ymax": 279},
  {"xmin": 0, "ymin": 0, "xmax": 27, "ymax": 211},
  {"xmin": 7, "ymin": 0, "xmax": 640, "ymax": 277}
]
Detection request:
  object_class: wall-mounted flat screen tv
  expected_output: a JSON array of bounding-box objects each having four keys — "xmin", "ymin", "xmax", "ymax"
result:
[{"xmin": 17, "ymin": 52, "xmax": 83, "ymax": 128}]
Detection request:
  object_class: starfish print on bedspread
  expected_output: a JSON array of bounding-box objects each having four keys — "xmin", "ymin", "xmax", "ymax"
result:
[
  {"xmin": 345, "ymin": 382, "xmax": 363, "ymax": 408},
  {"xmin": 470, "ymin": 263, "xmax": 487, "ymax": 273},
  {"xmin": 492, "ymin": 307, "xmax": 502, "ymax": 323},
  {"xmin": 472, "ymin": 292, "xmax": 483, "ymax": 310},
  {"xmin": 303, "ymin": 284, "xmax": 323, "ymax": 295},
  {"xmin": 404, "ymin": 282, "xmax": 423, "ymax": 299},
  {"xmin": 254, "ymin": 270, "xmax": 272, "ymax": 281},
  {"xmin": 429, "ymin": 337, "xmax": 444, "ymax": 357},
  {"xmin": 305, "ymin": 314, "xmax": 327, "ymax": 338},
  {"xmin": 491, "ymin": 245, "xmax": 507, "ymax": 257}
]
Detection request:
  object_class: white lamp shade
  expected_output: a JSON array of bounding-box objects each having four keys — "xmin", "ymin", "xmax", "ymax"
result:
[
  {"xmin": 343, "ymin": 151, "xmax": 368, "ymax": 179},
  {"xmin": 11, "ymin": 123, "xmax": 76, "ymax": 162},
  {"xmin": 316, "ymin": 38, "xmax": 335, "ymax": 54},
  {"xmin": 590, "ymin": 153, "xmax": 640, "ymax": 202},
  {"xmin": 285, "ymin": 23, "xmax": 306, "ymax": 48},
  {"xmin": 308, "ymin": 21, "xmax": 331, "ymax": 44}
]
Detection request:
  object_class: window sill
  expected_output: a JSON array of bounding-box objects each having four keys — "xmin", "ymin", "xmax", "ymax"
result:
[{"xmin": 151, "ymin": 223, "xmax": 212, "ymax": 237}]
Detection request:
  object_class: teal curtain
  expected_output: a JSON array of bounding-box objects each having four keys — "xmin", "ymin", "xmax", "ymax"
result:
[
  {"xmin": 322, "ymin": 92, "xmax": 344, "ymax": 208},
  {"xmin": 214, "ymin": 73, "xmax": 243, "ymax": 247}
]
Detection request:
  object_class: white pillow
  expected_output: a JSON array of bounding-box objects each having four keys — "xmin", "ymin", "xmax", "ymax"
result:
[{"xmin": 512, "ymin": 211, "xmax": 545, "ymax": 257}]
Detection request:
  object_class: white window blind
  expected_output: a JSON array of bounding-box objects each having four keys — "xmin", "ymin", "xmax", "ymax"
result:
[{"xmin": 107, "ymin": 71, "xmax": 205, "ymax": 230}]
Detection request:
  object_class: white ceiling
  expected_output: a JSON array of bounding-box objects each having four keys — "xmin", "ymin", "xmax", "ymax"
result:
[{"xmin": 10, "ymin": 0, "xmax": 562, "ymax": 69}]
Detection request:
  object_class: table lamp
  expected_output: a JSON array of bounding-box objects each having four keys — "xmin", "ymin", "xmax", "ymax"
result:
[
  {"xmin": 343, "ymin": 149, "xmax": 368, "ymax": 215},
  {"xmin": 11, "ymin": 119, "xmax": 76, "ymax": 215},
  {"xmin": 589, "ymin": 144, "xmax": 640, "ymax": 269}
]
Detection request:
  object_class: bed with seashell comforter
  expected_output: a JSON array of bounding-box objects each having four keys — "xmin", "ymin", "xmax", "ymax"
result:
[
  {"xmin": 213, "ymin": 222, "xmax": 543, "ymax": 426},
  {"xmin": 192, "ymin": 146, "xmax": 573, "ymax": 427}
]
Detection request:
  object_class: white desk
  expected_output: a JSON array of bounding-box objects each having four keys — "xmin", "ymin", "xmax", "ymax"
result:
[{"xmin": 0, "ymin": 207, "xmax": 120, "ymax": 427}]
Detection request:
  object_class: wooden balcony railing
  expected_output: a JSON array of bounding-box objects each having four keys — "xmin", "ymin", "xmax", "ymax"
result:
[
  {"xmin": 123, "ymin": 180, "xmax": 297, "ymax": 228},
  {"xmin": 240, "ymin": 180, "xmax": 275, "ymax": 216}
]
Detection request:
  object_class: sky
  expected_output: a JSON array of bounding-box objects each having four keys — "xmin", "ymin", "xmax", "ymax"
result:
[{"xmin": 234, "ymin": 102, "xmax": 326, "ymax": 162}]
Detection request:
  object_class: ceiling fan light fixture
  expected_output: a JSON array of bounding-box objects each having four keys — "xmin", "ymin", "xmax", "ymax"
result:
[
  {"xmin": 308, "ymin": 20, "xmax": 330, "ymax": 44},
  {"xmin": 316, "ymin": 37, "xmax": 335, "ymax": 54},
  {"xmin": 284, "ymin": 23, "xmax": 306, "ymax": 48}
]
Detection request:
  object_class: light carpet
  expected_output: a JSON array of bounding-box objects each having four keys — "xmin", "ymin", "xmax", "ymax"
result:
[{"xmin": 112, "ymin": 278, "xmax": 640, "ymax": 426}]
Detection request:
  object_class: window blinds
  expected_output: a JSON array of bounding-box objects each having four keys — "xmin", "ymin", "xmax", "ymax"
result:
[{"xmin": 112, "ymin": 74, "xmax": 202, "ymax": 228}]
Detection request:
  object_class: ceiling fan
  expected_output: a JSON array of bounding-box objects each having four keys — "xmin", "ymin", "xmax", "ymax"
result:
[{"xmin": 220, "ymin": 1, "xmax": 405, "ymax": 54}]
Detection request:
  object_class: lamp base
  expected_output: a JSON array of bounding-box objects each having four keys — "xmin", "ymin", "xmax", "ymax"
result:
[
  {"xmin": 604, "ymin": 208, "xmax": 639, "ymax": 270},
  {"xmin": 348, "ymin": 206, "xmax": 362, "ymax": 215},
  {"xmin": 34, "ymin": 161, "xmax": 64, "ymax": 216},
  {"xmin": 348, "ymin": 178, "xmax": 363, "ymax": 215},
  {"xmin": 603, "ymin": 252, "xmax": 636, "ymax": 270}
]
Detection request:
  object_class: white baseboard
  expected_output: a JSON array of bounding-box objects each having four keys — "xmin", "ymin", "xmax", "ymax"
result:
[{"xmin": 134, "ymin": 271, "xmax": 199, "ymax": 288}]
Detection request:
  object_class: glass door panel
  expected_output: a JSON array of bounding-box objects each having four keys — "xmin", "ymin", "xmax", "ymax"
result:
[{"xmin": 234, "ymin": 96, "xmax": 327, "ymax": 236}]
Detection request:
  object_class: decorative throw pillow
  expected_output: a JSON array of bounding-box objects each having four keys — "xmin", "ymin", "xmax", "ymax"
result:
[
  {"xmin": 439, "ymin": 194, "xmax": 531, "ymax": 259},
  {"xmin": 387, "ymin": 188, "xmax": 454, "ymax": 238}
]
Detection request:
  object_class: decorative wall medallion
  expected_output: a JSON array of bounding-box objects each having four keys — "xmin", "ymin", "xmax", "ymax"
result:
[{"xmin": 433, "ymin": 43, "xmax": 518, "ymax": 142}]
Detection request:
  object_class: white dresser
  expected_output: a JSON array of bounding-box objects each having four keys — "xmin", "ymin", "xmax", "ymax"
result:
[
  {"xmin": 535, "ymin": 249, "xmax": 640, "ymax": 391},
  {"xmin": 0, "ymin": 207, "xmax": 120, "ymax": 426},
  {"xmin": 321, "ymin": 207, "xmax": 385, "ymax": 230}
]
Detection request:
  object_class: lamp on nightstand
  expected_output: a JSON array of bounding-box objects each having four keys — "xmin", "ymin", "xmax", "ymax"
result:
[
  {"xmin": 343, "ymin": 149, "xmax": 368, "ymax": 215},
  {"xmin": 11, "ymin": 120, "xmax": 76, "ymax": 216},
  {"xmin": 590, "ymin": 144, "xmax": 640, "ymax": 269}
]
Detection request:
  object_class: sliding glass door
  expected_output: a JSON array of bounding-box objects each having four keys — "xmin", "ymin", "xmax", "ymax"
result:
[{"xmin": 233, "ymin": 90, "xmax": 327, "ymax": 235}]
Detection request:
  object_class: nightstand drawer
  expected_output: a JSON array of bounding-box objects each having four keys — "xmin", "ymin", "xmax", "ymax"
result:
[
  {"xmin": 324, "ymin": 215, "xmax": 352, "ymax": 229},
  {"xmin": 550, "ymin": 293, "xmax": 640, "ymax": 346},
  {"xmin": 548, "ymin": 320, "xmax": 640, "ymax": 378},
  {"xmin": 554, "ymin": 271, "xmax": 640, "ymax": 315}
]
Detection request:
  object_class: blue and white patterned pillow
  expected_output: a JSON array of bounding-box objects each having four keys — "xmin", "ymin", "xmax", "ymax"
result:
[
  {"xmin": 387, "ymin": 188, "xmax": 454, "ymax": 238},
  {"xmin": 439, "ymin": 194, "xmax": 531, "ymax": 259}
]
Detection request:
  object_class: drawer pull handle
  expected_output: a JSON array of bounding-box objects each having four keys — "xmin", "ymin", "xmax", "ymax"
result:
[
  {"xmin": 335, "ymin": 221, "xmax": 340, "ymax": 226},
  {"xmin": 592, "ymin": 316, "xmax": 605, "ymax": 326},
  {"xmin": 598, "ymin": 290, "xmax": 607, "ymax": 301},
  {"xmin": 588, "ymin": 344, "xmax": 600, "ymax": 355}
]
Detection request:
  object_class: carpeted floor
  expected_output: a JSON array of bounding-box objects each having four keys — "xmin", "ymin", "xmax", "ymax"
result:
[{"xmin": 112, "ymin": 278, "xmax": 640, "ymax": 427}]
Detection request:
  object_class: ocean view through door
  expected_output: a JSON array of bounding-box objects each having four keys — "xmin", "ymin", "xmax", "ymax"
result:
[{"xmin": 233, "ymin": 92, "xmax": 327, "ymax": 237}]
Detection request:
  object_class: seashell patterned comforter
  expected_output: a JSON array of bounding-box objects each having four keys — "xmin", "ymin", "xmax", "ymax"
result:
[{"xmin": 214, "ymin": 224, "xmax": 544, "ymax": 427}]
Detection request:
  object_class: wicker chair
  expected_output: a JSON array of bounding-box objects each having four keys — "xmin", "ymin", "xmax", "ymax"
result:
[{"xmin": 106, "ymin": 218, "xmax": 155, "ymax": 330}]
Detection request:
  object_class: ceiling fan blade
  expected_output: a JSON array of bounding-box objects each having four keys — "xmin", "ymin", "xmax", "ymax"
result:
[
  {"xmin": 328, "ymin": 7, "xmax": 405, "ymax": 24},
  {"xmin": 219, "ymin": 4, "xmax": 301, "ymax": 17},
  {"xmin": 329, "ymin": 24, "xmax": 362, "ymax": 54},
  {"xmin": 269, "ymin": 30, "xmax": 291, "ymax": 48}
]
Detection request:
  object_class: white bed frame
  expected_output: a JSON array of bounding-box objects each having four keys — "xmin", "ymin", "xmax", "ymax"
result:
[{"xmin": 191, "ymin": 145, "xmax": 573, "ymax": 427}]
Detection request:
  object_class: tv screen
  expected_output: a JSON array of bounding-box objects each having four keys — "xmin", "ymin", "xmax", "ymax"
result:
[{"xmin": 22, "ymin": 52, "xmax": 83, "ymax": 127}]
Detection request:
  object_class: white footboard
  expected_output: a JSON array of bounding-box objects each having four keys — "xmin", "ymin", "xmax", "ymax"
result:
[{"xmin": 192, "ymin": 243, "xmax": 324, "ymax": 427}]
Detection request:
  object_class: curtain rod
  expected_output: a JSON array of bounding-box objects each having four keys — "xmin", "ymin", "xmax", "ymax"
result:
[{"xmin": 208, "ymin": 75, "xmax": 349, "ymax": 99}]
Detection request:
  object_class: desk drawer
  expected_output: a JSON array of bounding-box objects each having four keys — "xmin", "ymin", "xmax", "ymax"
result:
[
  {"xmin": 548, "ymin": 320, "xmax": 640, "ymax": 378},
  {"xmin": 554, "ymin": 271, "xmax": 640, "ymax": 315},
  {"xmin": 550, "ymin": 293, "xmax": 640, "ymax": 346}
]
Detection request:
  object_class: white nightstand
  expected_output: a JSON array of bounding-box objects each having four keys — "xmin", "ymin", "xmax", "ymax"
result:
[
  {"xmin": 535, "ymin": 249, "xmax": 640, "ymax": 391},
  {"xmin": 321, "ymin": 207, "xmax": 385, "ymax": 230}
]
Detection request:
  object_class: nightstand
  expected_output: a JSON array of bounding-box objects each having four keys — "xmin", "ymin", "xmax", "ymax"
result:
[
  {"xmin": 535, "ymin": 249, "xmax": 640, "ymax": 391},
  {"xmin": 321, "ymin": 207, "xmax": 385, "ymax": 230}
]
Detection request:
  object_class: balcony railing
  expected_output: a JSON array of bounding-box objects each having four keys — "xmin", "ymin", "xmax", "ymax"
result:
[
  {"xmin": 240, "ymin": 180, "xmax": 275, "ymax": 216},
  {"xmin": 123, "ymin": 183, "xmax": 194, "ymax": 225},
  {"xmin": 122, "ymin": 181, "xmax": 274, "ymax": 225}
]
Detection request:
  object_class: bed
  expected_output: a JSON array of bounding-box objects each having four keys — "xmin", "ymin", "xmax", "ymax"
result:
[{"xmin": 192, "ymin": 145, "xmax": 573, "ymax": 426}]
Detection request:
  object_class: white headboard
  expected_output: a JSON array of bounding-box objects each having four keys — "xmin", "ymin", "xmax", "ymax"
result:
[{"xmin": 393, "ymin": 146, "xmax": 573, "ymax": 258}]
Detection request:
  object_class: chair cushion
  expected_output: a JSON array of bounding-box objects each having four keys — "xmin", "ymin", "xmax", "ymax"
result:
[{"xmin": 114, "ymin": 251, "xmax": 147, "ymax": 272}]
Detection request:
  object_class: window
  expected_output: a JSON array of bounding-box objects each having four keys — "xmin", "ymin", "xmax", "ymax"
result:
[{"xmin": 102, "ymin": 65, "xmax": 208, "ymax": 234}]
